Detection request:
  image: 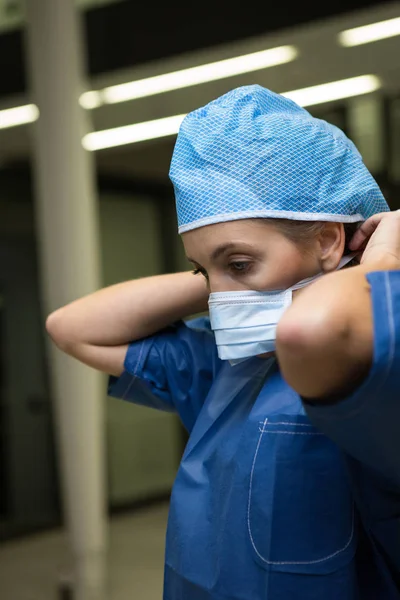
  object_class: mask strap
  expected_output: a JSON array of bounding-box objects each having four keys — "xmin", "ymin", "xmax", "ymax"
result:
[{"xmin": 291, "ymin": 253, "xmax": 358, "ymax": 292}]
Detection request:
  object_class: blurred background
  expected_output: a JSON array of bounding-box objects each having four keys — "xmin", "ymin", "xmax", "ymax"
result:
[{"xmin": 0, "ymin": 0, "xmax": 400, "ymax": 598}]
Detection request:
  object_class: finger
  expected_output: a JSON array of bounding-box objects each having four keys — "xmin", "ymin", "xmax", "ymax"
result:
[{"xmin": 348, "ymin": 213, "xmax": 387, "ymax": 250}]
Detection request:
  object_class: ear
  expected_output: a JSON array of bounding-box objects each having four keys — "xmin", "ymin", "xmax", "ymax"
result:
[{"xmin": 317, "ymin": 223, "xmax": 345, "ymax": 272}]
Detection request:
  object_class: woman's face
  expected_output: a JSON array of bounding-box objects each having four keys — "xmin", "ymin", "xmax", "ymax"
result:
[{"xmin": 182, "ymin": 219, "xmax": 327, "ymax": 294}]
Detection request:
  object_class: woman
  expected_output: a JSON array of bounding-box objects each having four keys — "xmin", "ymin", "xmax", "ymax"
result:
[{"xmin": 47, "ymin": 86, "xmax": 400, "ymax": 599}]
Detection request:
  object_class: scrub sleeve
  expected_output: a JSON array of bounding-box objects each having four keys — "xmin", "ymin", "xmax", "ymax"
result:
[
  {"xmin": 108, "ymin": 317, "xmax": 221, "ymax": 433},
  {"xmin": 304, "ymin": 271, "xmax": 400, "ymax": 575}
]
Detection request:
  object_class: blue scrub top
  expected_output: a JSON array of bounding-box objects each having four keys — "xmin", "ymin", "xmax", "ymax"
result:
[{"xmin": 109, "ymin": 271, "xmax": 400, "ymax": 600}]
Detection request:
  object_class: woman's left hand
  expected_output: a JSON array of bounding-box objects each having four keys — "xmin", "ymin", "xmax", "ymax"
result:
[{"xmin": 349, "ymin": 211, "xmax": 400, "ymax": 270}]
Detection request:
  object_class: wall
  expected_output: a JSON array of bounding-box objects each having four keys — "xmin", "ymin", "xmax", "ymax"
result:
[
  {"xmin": 99, "ymin": 194, "xmax": 181, "ymax": 505},
  {"xmin": 0, "ymin": 188, "xmax": 182, "ymax": 530}
]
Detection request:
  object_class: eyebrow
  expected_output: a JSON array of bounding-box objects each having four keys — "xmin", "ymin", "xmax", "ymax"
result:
[{"xmin": 187, "ymin": 242, "xmax": 257, "ymax": 264}]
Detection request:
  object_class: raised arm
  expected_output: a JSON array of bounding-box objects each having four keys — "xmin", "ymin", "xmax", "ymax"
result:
[
  {"xmin": 46, "ymin": 272, "xmax": 209, "ymax": 377},
  {"xmin": 276, "ymin": 211, "xmax": 400, "ymax": 398}
]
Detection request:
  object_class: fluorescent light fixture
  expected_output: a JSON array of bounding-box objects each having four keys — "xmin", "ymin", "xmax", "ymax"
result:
[
  {"xmin": 80, "ymin": 90, "xmax": 102, "ymax": 109},
  {"xmin": 338, "ymin": 16, "xmax": 400, "ymax": 47},
  {"xmin": 83, "ymin": 74, "xmax": 381, "ymax": 151},
  {"xmin": 82, "ymin": 113, "xmax": 186, "ymax": 151},
  {"xmin": 0, "ymin": 104, "xmax": 39, "ymax": 130},
  {"xmin": 87, "ymin": 46, "xmax": 297, "ymax": 106},
  {"xmin": 283, "ymin": 75, "xmax": 381, "ymax": 107}
]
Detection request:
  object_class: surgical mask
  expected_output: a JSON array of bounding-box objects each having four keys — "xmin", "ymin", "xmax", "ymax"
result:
[{"xmin": 208, "ymin": 255, "xmax": 356, "ymax": 365}]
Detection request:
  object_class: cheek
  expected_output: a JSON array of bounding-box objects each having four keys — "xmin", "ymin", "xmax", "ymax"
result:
[
  {"xmin": 207, "ymin": 270, "xmax": 249, "ymax": 293},
  {"xmin": 256, "ymin": 247, "xmax": 318, "ymax": 290}
]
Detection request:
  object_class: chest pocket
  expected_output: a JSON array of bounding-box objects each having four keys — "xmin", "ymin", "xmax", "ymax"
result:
[{"xmin": 247, "ymin": 416, "xmax": 357, "ymax": 574}]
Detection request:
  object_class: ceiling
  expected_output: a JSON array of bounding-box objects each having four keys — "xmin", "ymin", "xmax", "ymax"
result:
[
  {"xmin": 0, "ymin": 0, "xmax": 121, "ymax": 33},
  {"xmin": 0, "ymin": 0, "xmax": 390, "ymax": 98},
  {"xmin": 0, "ymin": 1, "xmax": 399, "ymax": 181}
]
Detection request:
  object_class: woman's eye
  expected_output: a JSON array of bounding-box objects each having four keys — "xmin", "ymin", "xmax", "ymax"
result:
[{"xmin": 229, "ymin": 262, "xmax": 251, "ymax": 274}]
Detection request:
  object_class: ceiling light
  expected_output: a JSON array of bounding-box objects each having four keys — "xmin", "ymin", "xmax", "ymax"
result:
[
  {"xmin": 0, "ymin": 104, "xmax": 39, "ymax": 130},
  {"xmin": 91, "ymin": 46, "xmax": 298, "ymax": 106},
  {"xmin": 338, "ymin": 16, "xmax": 400, "ymax": 47},
  {"xmin": 80, "ymin": 91, "xmax": 103, "ymax": 109},
  {"xmin": 283, "ymin": 75, "xmax": 381, "ymax": 107},
  {"xmin": 82, "ymin": 113, "xmax": 186, "ymax": 151},
  {"xmin": 83, "ymin": 75, "xmax": 381, "ymax": 150}
]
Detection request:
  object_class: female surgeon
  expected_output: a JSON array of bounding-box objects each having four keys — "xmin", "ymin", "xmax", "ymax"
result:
[{"xmin": 46, "ymin": 86, "xmax": 400, "ymax": 600}]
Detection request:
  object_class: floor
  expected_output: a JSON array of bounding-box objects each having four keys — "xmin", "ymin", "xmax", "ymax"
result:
[{"xmin": 0, "ymin": 503, "xmax": 168, "ymax": 600}]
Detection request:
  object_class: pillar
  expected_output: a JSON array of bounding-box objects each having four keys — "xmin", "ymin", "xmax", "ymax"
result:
[{"xmin": 24, "ymin": 1, "xmax": 107, "ymax": 598}]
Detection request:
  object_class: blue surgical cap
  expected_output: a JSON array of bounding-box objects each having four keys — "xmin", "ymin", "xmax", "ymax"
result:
[{"xmin": 170, "ymin": 85, "xmax": 389, "ymax": 233}]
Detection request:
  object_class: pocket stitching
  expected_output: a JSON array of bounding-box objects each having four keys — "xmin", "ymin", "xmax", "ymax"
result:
[{"xmin": 248, "ymin": 418, "xmax": 355, "ymax": 566}]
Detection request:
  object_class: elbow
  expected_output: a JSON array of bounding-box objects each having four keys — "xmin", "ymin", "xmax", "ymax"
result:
[
  {"xmin": 276, "ymin": 305, "xmax": 329, "ymax": 355},
  {"xmin": 46, "ymin": 309, "xmax": 76, "ymax": 353},
  {"xmin": 276, "ymin": 314, "xmax": 311, "ymax": 351},
  {"xmin": 275, "ymin": 315, "xmax": 315, "ymax": 380},
  {"xmin": 45, "ymin": 310, "xmax": 60, "ymax": 342},
  {"xmin": 276, "ymin": 305, "xmax": 348, "ymax": 397}
]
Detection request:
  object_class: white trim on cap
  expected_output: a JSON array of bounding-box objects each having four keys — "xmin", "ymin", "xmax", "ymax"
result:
[{"xmin": 178, "ymin": 209, "xmax": 365, "ymax": 233}]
